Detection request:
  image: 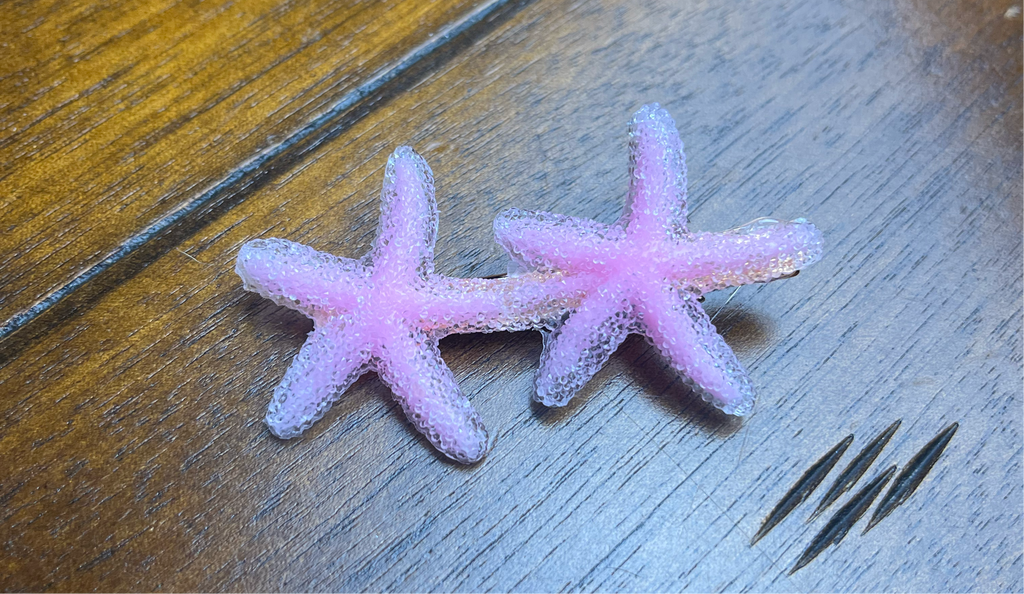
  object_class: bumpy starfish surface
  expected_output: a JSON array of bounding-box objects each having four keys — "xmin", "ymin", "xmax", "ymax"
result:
[
  {"xmin": 236, "ymin": 147, "xmax": 586, "ymax": 463},
  {"xmin": 238, "ymin": 106, "xmax": 823, "ymax": 463},
  {"xmin": 494, "ymin": 104, "xmax": 823, "ymax": 415}
]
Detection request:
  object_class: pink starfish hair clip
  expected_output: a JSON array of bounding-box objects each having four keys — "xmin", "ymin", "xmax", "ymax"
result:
[
  {"xmin": 494, "ymin": 103, "xmax": 823, "ymax": 415},
  {"xmin": 236, "ymin": 147, "xmax": 586, "ymax": 463},
  {"xmin": 236, "ymin": 103, "xmax": 823, "ymax": 463}
]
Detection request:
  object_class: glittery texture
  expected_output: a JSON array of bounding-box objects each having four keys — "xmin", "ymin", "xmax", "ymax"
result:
[
  {"xmin": 493, "ymin": 103, "xmax": 824, "ymax": 415},
  {"xmin": 238, "ymin": 105, "xmax": 823, "ymax": 462},
  {"xmin": 237, "ymin": 147, "xmax": 586, "ymax": 463}
]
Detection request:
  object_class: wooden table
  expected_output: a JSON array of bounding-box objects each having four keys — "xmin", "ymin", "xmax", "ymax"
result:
[{"xmin": 2, "ymin": 0, "xmax": 1021, "ymax": 590}]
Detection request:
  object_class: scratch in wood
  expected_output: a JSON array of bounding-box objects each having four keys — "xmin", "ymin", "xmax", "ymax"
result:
[
  {"xmin": 751, "ymin": 434, "xmax": 853, "ymax": 545},
  {"xmin": 737, "ymin": 398, "xmax": 757, "ymax": 462},
  {"xmin": 863, "ymin": 422, "xmax": 958, "ymax": 534},
  {"xmin": 809, "ymin": 419, "xmax": 901, "ymax": 522},
  {"xmin": 176, "ymin": 248, "xmax": 209, "ymax": 266},
  {"xmin": 790, "ymin": 465, "xmax": 897, "ymax": 575},
  {"xmin": 709, "ymin": 286, "xmax": 741, "ymax": 324}
]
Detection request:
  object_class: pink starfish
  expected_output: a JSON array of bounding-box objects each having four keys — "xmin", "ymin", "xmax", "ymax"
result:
[
  {"xmin": 236, "ymin": 147, "xmax": 585, "ymax": 463},
  {"xmin": 494, "ymin": 104, "xmax": 823, "ymax": 415}
]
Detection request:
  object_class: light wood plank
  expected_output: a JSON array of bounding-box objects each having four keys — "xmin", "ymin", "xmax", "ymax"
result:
[{"xmin": 0, "ymin": 0, "xmax": 503, "ymax": 331}]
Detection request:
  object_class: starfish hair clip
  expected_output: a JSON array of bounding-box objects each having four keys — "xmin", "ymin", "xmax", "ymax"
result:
[{"xmin": 236, "ymin": 103, "xmax": 824, "ymax": 463}]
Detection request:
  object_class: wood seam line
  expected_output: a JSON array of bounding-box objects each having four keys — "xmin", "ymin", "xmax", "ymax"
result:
[{"xmin": 0, "ymin": 0, "xmax": 525, "ymax": 345}]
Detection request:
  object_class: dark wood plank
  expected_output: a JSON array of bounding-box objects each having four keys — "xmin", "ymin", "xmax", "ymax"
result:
[
  {"xmin": 0, "ymin": 0, "xmax": 502, "ymax": 332},
  {"xmin": 1, "ymin": 0, "xmax": 1020, "ymax": 590}
]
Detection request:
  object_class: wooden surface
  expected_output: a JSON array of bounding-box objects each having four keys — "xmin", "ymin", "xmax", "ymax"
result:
[
  {"xmin": 0, "ymin": 0, "xmax": 499, "ymax": 332},
  {"xmin": 1, "ymin": 0, "xmax": 1020, "ymax": 591}
]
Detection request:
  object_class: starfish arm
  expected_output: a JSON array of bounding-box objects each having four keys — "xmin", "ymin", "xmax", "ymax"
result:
[
  {"xmin": 621, "ymin": 103, "xmax": 689, "ymax": 240},
  {"xmin": 493, "ymin": 208, "xmax": 625, "ymax": 273},
  {"xmin": 236, "ymin": 238, "xmax": 367, "ymax": 315},
  {"xmin": 368, "ymin": 146, "xmax": 439, "ymax": 278},
  {"xmin": 376, "ymin": 329, "xmax": 489, "ymax": 464},
  {"xmin": 265, "ymin": 323, "xmax": 372, "ymax": 439},
  {"xmin": 636, "ymin": 287, "xmax": 754, "ymax": 415},
  {"xmin": 668, "ymin": 218, "xmax": 824, "ymax": 293},
  {"xmin": 534, "ymin": 288, "xmax": 634, "ymax": 407},
  {"xmin": 422, "ymin": 271, "xmax": 588, "ymax": 335}
]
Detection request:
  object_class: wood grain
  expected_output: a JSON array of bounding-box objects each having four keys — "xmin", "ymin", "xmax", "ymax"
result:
[
  {"xmin": 0, "ymin": 0, "xmax": 503, "ymax": 334},
  {"xmin": 1, "ymin": 0, "xmax": 1020, "ymax": 590}
]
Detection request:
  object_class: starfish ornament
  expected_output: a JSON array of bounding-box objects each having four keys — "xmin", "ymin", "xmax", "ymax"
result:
[
  {"xmin": 493, "ymin": 104, "xmax": 823, "ymax": 415},
  {"xmin": 236, "ymin": 147, "xmax": 585, "ymax": 463}
]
